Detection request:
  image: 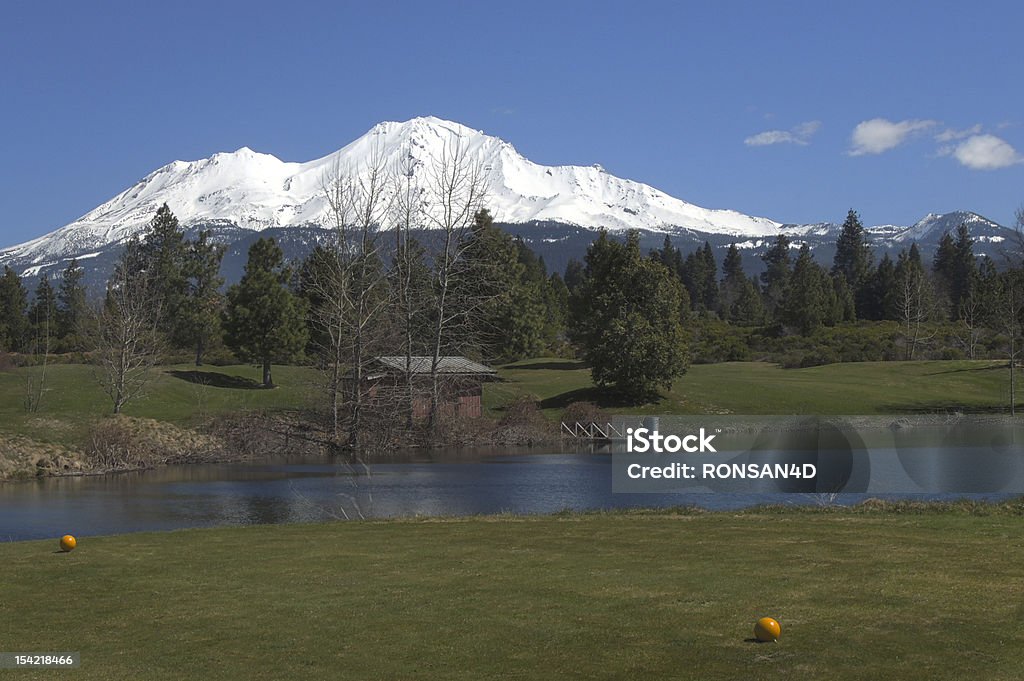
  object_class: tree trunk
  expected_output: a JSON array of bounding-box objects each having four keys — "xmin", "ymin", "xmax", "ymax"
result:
[
  {"xmin": 263, "ymin": 359, "xmax": 273, "ymax": 388},
  {"xmin": 195, "ymin": 337, "xmax": 205, "ymax": 367}
]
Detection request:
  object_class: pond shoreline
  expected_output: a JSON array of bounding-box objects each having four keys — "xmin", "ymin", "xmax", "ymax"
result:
[{"xmin": 3, "ymin": 411, "xmax": 1019, "ymax": 483}]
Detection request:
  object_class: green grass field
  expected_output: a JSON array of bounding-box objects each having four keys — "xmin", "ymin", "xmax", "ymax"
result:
[
  {"xmin": 2, "ymin": 509, "xmax": 1023, "ymax": 680},
  {"xmin": 0, "ymin": 358, "xmax": 1016, "ymax": 450},
  {"xmin": 489, "ymin": 358, "xmax": 1018, "ymax": 418},
  {"xmin": 0, "ymin": 363, "xmax": 318, "ymax": 445}
]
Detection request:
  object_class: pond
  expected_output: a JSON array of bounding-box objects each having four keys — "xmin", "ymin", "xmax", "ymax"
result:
[{"xmin": 0, "ymin": 447, "xmax": 1015, "ymax": 541}]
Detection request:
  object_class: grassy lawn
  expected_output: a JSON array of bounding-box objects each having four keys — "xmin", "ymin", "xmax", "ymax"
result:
[
  {"xmin": 0, "ymin": 359, "xmax": 1016, "ymax": 451},
  {"xmin": 491, "ymin": 359, "xmax": 1017, "ymax": 418},
  {"xmin": 2, "ymin": 510, "xmax": 1023, "ymax": 680},
  {"xmin": 0, "ymin": 363, "xmax": 320, "ymax": 445}
]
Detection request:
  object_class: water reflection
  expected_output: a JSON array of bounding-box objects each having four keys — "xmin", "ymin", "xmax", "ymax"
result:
[{"xmin": 0, "ymin": 448, "xmax": 1015, "ymax": 542}]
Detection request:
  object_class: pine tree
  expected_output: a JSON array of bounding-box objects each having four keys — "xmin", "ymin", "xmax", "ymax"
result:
[
  {"xmin": 732, "ymin": 277, "xmax": 765, "ymax": 326},
  {"xmin": 223, "ymin": 238, "xmax": 308, "ymax": 387},
  {"xmin": 719, "ymin": 244, "xmax": 746, "ymax": 321},
  {"xmin": 544, "ymin": 271, "xmax": 570, "ymax": 348},
  {"xmin": 868, "ymin": 254, "xmax": 897, "ymax": 320},
  {"xmin": 459, "ymin": 210, "xmax": 542, "ymax": 361},
  {"xmin": 679, "ymin": 242, "xmax": 718, "ymax": 314},
  {"xmin": 563, "ymin": 258, "xmax": 585, "ymax": 293},
  {"xmin": 652, "ymin": 235, "xmax": 683, "ymax": 280},
  {"xmin": 951, "ymin": 222, "xmax": 978, "ymax": 319},
  {"xmin": 699, "ymin": 242, "xmax": 719, "ymax": 312},
  {"xmin": 783, "ymin": 245, "xmax": 830, "ymax": 335},
  {"xmin": 932, "ymin": 231, "xmax": 957, "ymax": 318},
  {"xmin": 832, "ymin": 209, "xmax": 873, "ymax": 318},
  {"xmin": 179, "ymin": 230, "xmax": 225, "ymax": 365},
  {"xmin": 136, "ymin": 204, "xmax": 189, "ymax": 339},
  {"xmin": 760, "ymin": 234, "xmax": 792, "ymax": 321},
  {"xmin": 29, "ymin": 276, "xmax": 58, "ymax": 352},
  {"xmin": 568, "ymin": 231, "xmax": 688, "ymax": 398},
  {"xmin": 57, "ymin": 259, "xmax": 88, "ymax": 348},
  {"xmin": 0, "ymin": 266, "xmax": 28, "ymax": 353}
]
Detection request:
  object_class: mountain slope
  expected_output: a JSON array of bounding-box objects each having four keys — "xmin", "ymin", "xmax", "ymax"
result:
[
  {"xmin": 0, "ymin": 117, "xmax": 1016, "ymax": 286},
  {"xmin": 0, "ymin": 116, "xmax": 782, "ymax": 269}
]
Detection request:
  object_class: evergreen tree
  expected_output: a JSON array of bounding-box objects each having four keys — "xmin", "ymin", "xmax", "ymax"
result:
[
  {"xmin": 680, "ymin": 242, "xmax": 718, "ymax": 314},
  {"xmin": 0, "ymin": 266, "xmax": 28, "ymax": 352},
  {"xmin": 179, "ymin": 230, "xmax": 225, "ymax": 365},
  {"xmin": 563, "ymin": 258, "xmax": 585, "ymax": 293},
  {"xmin": 783, "ymin": 245, "xmax": 831, "ymax": 335},
  {"xmin": 652, "ymin": 235, "xmax": 683, "ymax": 280},
  {"xmin": 699, "ymin": 242, "xmax": 719, "ymax": 312},
  {"xmin": 223, "ymin": 238, "xmax": 308, "ymax": 387},
  {"xmin": 29, "ymin": 276, "xmax": 58, "ymax": 352},
  {"xmin": 57, "ymin": 259, "xmax": 88, "ymax": 347},
  {"xmin": 732, "ymin": 276, "xmax": 765, "ymax": 326},
  {"xmin": 568, "ymin": 231, "xmax": 688, "ymax": 398},
  {"xmin": 545, "ymin": 272, "xmax": 570, "ymax": 348},
  {"xmin": 831, "ymin": 209, "xmax": 873, "ymax": 318},
  {"xmin": 680, "ymin": 250, "xmax": 704, "ymax": 312},
  {"xmin": 719, "ymin": 244, "xmax": 746, "ymax": 321},
  {"xmin": 516, "ymin": 239, "xmax": 559, "ymax": 357},
  {"xmin": 932, "ymin": 231, "xmax": 957, "ymax": 318},
  {"xmin": 459, "ymin": 210, "xmax": 544, "ymax": 361},
  {"xmin": 950, "ymin": 222, "xmax": 978, "ymax": 319},
  {"xmin": 830, "ymin": 274, "xmax": 856, "ymax": 323},
  {"xmin": 136, "ymin": 204, "xmax": 189, "ymax": 339},
  {"xmin": 760, "ymin": 234, "xmax": 792, "ymax": 321},
  {"xmin": 389, "ymin": 235, "xmax": 434, "ymax": 355},
  {"xmin": 868, "ymin": 254, "xmax": 897, "ymax": 320}
]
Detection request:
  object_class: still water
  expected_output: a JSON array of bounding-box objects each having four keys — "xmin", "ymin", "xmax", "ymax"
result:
[{"xmin": 0, "ymin": 449, "xmax": 1013, "ymax": 541}]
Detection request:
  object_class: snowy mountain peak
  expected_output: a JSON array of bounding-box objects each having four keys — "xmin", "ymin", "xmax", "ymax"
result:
[
  {"xmin": 0, "ymin": 117, "xmax": 787, "ymax": 269},
  {"xmin": 897, "ymin": 211, "xmax": 1001, "ymax": 243},
  {"xmin": 3, "ymin": 118, "xmax": 1016, "ymax": 285}
]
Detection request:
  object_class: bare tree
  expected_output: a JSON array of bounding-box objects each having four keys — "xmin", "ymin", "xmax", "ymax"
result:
[
  {"xmin": 995, "ymin": 271, "xmax": 1024, "ymax": 415},
  {"xmin": 420, "ymin": 135, "xmax": 487, "ymax": 437},
  {"xmin": 308, "ymin": 147, "xmax": 394, "ymax": 453},
  {"xmin": 89, "ymin": 250, "xmax": 163, "ymax": 414},
  {"xmin": 955, "ymin": 288, "xmax": 985, "ymax": 360},
  {"xmin": 23, "ymin": 292, "xmax": 53, "ymax": 413},
  {"xmin": 390, "ymin": 148, "xmax": 432, "ymax": 431},
  {"xmin": 896, "ymin": 266, "xmax": 937, "ymax": 360}
]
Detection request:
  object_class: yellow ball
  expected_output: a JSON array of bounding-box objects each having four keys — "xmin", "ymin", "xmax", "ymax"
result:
[
  {"xmin": 59, "ymin": 535, "xmax": 77, "ymax": 552},
  {"xmin": 754, "ymin": 616, "xmax": 781, "ymax": 642}
]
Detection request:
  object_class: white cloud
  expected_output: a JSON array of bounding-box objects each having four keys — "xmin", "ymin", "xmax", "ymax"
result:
[
  {"xmin": 848, "ymin": 118, "xmax": 937, "ymax": 155},
  {"xmin": 745, "ymin": 120, "xmax": 822, "ymax": 147},
  {"xmin": 948, "ymin": 134, "xmax": 1023, "ymax": 170},
  {"xmin": 935, "ymin": 124, "xmax": 983, "ymax": 142}
]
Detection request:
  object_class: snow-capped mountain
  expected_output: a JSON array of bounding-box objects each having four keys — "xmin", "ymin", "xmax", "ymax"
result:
[
  {"xmin": 0, "ymin": 117, "xmax": 1016, "ymax": 285},
  {"xmin": 0, "ymin": 116, "xmax": 781, "ymax": 269}
]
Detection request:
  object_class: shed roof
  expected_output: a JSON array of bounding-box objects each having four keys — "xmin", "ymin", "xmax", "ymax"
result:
[{"xmin": 373, "ymin": 356, "xmax": 496, "ymax": 376}]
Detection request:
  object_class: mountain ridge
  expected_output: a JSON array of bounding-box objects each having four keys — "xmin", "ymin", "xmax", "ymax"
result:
[{"xmin": 0, "ymin": 117, "xmax": 1015, "ymax": 284}]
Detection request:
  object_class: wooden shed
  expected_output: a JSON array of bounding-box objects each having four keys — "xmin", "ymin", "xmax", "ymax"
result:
[{"xmin": 367, "ymin": 356, "xmax": 497, "ymax": 419}]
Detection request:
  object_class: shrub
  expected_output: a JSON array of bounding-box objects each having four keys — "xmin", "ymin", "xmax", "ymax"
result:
[{"xmin": 561, "ymin": 401, "xmax": 610, "ymax": 427}]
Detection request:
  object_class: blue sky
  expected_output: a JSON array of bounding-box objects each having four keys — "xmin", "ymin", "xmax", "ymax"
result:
[{"xmin": 2, "ymin": 0, "xmax": 1023, "ymax": 246}]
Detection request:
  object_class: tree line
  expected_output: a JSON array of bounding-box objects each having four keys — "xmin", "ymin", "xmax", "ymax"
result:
[
  {"xmin": 559, "ymin": 208, "xmax": 1024, "ymax": 402},
  {"xmin": 2, "ymin": 188, "xmax": 1022, "ymax": 420},
  {"xmin": 0, "ymin": 142, "xmax": 575, "ymax": 450}
]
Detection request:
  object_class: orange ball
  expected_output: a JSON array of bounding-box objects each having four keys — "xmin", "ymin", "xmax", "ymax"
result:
[
  {"xmin": 59, "ymin": 535, "xmax": 77, "ymax": 552},
  {"xmin": 754, "ymin": 616, "xmax": 781, "ymax": 642}
]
